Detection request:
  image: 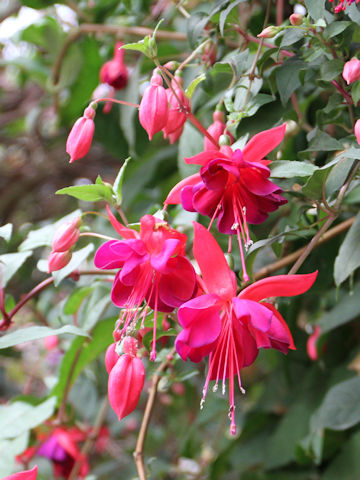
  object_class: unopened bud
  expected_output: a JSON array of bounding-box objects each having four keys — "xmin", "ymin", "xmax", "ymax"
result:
[
  {"xmin": 66, "ymin": 106, "xmax": 95, "ymax": 163},
  {"xmin": 257, "ymin": 26, "xmax": 280, "ymax": 39},
  {"xmin": 52, "ymin": 217, "xmax": 82, "ymax": 252},
  {"xmin": 48, "ymin": 250, "xmax": 72, "ymax": 273},
  {"xmin": 289, "ymin": 13, "xmax": 303, "ymax": 26}
]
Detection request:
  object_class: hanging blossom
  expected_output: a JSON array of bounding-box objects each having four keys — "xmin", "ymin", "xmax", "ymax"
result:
[
  {"xmin": 329, "ymin": 0, "xmax": 359, "ymax": 12},
  {"xmin": 165, "ymin": 124, "xmax": 287, "ymax": 281},
  {"xmin": 94, "ymin": 207, "xmax": 197, "ymax": 360},
  {"xmin": 4, "ymin": 466, "xmax": 38, "ymax": 480},
  {"xmin": 175, "ymin": 222, "xmax": 317, "ymax": 435}
]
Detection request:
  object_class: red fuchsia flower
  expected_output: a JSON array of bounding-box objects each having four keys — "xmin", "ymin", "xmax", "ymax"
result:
[
  {"xmin": 52, "ymin": 217, "xmax": 82, "ymax": 253},
  {"xmin": 3, "ymin": 466, "xmax": 38, "ymax": 480},
  {"xmin": 99, "ymin": 42, "xmax": 128, "ymax": 90},
  {"xmin": 66, "ymin": 106, "xmax": 95, "ymax": 163},
  {"xmin": 36, "ymin": 428, "xmax": 89, "ymax": 478},
  {"xmin": 48, "ymin": 250, "xmax": 72, "ymax": 273},
  {"xmin": 342, "ymin": 58, "xmax": 360, "ymax": 85},
  {"xmin": 165, "ymin": 124, "xmax": 287, "ymax": 281},
  {"xmin": 329, "ymin": 0, "xmax": 359, "ymax": 13},
  {"xmin": 175, "ymin": 222, "xmax": 317, "ymax": 435},
  {"xmin": 204, "ymin": 111, "xmax": 234, "ymax": 152},
  {"xmin": 162, "ymin": 77, "xmax": 189, "ymax": 139},
  {"xmin": 139, "ymin": 71, "xmax": 168, "ymax": 140},
  {"xmin": 108, "ymin": 337, "xmax": 145, "ymax": 420},
  {"xmin": 105, "ymin": 342, "xmax": 119, "ymax": 373},
  {"xmin": 94, "ymin": 207, "xmax": 197, "ymax": 360},
  {"xmin": 306, "ymin": 325, "xmax": 321, "ymax": 361},
  {"xmin": 355, "ymin": 119, "xmax": 360, "ymax": 144}
]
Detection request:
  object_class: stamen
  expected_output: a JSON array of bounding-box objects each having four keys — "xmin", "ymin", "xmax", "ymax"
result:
[{"xmin": 150, "ymin": 274, "xmax": 159, "ymax": 361}]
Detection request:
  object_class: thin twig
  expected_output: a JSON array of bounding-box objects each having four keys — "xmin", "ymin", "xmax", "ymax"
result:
[{"xmin": 133, "ymin": 347, "xmax": 176, "ymax": 480}]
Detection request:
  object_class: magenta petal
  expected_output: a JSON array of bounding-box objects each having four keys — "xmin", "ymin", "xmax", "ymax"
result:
[
  {"xmin": 184, "ymin": 151, "xmax": 223, "ymax": 166},
  {"xmin": 106, "ymin": 206, "xmax": 138, "ymax": 239},
  {"xmin": 176, "ymin": 329, "xmax": 216, "ymax": 362},
  {"xmin": 193, "ymin": 186, "xmax": 223, "ymax": 216},
  {"xmin": 111, "ymin": 272, "xmax": 138, "ymax": 307},
  {"xmin": 158, "ymin": 256, "xmax": 196, "ymax": 307},
  {"xmin": 243, "ymin": 124, "xmax": 286, "ymax": 164},
  {"xmin": 164, "ymin": 173, "xmax": 201, "ymax": 205},
  {"xmin": 233, "ymin": 298, "xmax": 273, "ymax": 332},
  {"xmin": 150, "ymin": 238, "xmax": 180, "ymax": 273},
  {"xmin": 177, "ymin": 293, "xmax": 221, "ymax": 328},
  {"xmin": 119, "ymin": 254, "xmax": 144, "ymax": 285},
  {"xmin": 3, "ymin": 466, "xmax": 38, "ymax": 480},
  {"xmin": 94, "ymin": 241, "xmax": 126, "ymax": 269}
]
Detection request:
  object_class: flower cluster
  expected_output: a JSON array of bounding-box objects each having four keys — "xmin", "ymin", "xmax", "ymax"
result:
[{"xmin": 48, "ymin": 217, "xmax": 82, "ymax": 272}]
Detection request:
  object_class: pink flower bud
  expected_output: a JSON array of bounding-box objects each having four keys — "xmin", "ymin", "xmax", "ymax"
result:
[
  {"xmin": 105, "ymin": 342, "xmax": 119, "ymax": 374},
  {"xmin": 257, "ymin": 26, "xmax": 279, "ymax": 38},
  {"xmin": 3, "ymin": 466, "xmax": 38, "ymax": 480},
  {"xmin": 100, "ymin": 42, "xmax": 128, "ymax": 90},
  {"xmin": 108, "ymin": 354, "xmax": 145, "ymax": 420},
  {"xmin": 44, "ymin": 335, "xmax": 59, "ymax": 351},
  {"xmin": 342, "ymin": 58, "xmax": 360, "ymax": 85},
  {"xmin": 52, "ymin": 217, "xmax": 82, "ymax": 252},
  {"xmin": 306, "ymin": 325, "xmax": 321, "ymax": 361},
  {"xmin": 355, "ymin": 119, "xmax": 360, "ymax": 145},
  {"xmin": 48, "ymin": 250, "xmax": 72, "ymax": 273},
  {"xmin": 162, "ymin": 79, "xmax": 189, "ymax": 137},
  {"xmin": 66, "ymin": 106, "xmax": 95, "ymax": 163},
  {"xmin": 289, "ymin": 13, "xmax": 303, "ymax": 26},
  {"xmin": 139, "ymin": 72, "xmax": 168, "ymax": 140},
  {"xmin": 167, "ymin": 125, "xmax": 184, "ymax": 144},
  {"xmin": 204, "ymin": 111, "xmax": 234, "ymax": 151}
]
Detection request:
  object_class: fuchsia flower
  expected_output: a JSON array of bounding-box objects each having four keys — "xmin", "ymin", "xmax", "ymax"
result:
[
  {"xmin": 165, "ymin": 124, "xmax": 287, "ymax": 280},
  {"xmin": 3, "ymin": 466, "xmax": 37, "ymax": 480},
  {"xmin": 176, "ymin": 222, "xmax": 317, "ymax": 435},
  {"xmin": 66, "ymin": 106, "xmax": 95, "ymax": 163},
  {"xmin": 329, "ymin": 0, "xmax": 359, "ymax": 13},
  {"xmin": 162, "ymin": 77, "xmax": 189, "ymax": 139},
  {"xmin": 94, "ymin": 207, "xmax": 197, "ymax": 360},
  {"xmin": 100, "ymin": 42, "xmax": 128, "ymax": 90},
  {"xmin": 48, "ymin": 251, "xmax": 72, "ymax": 273},
  {"xmin": 52, "ymin": 217, "xmax": 81, "ymax": 252},
  {"xmin": 107, "ymin": 337, "xmax": 145, "ymax": 421},
  {"xmin": 204, "ymin": 111, "xmax": 234, "ymax": 152},
  {"xmin": 355, "ymin": 119, "xmax": 360, "ymax": 144},
  {"xmin": 342, "ymin": 58, "xmax": 360, "ymax": 85},
  {"xmin": 139, "ymin": 71, "xmax": 168, "ymax": 140}
]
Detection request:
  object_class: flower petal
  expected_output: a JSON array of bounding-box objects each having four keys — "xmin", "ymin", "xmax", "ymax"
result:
[
  {"xmin": 3, "ymin": 466, "xmax": 38, "ymax": 480},
  {"xmin": 164, "ymin": 173, "xmax": 201, "ymax": 205},
  {"xmin": 184, "ymin": 151, "xmax": 225, "ymax": 166},
  {"xmin": 94, "ymin": 240, "xmax": 127, "ymax": 269},
  {"xmin": 243, "ymin": 124, "xmax": 286, "ymax": 164},
  {"xmin": 176, "ymin": 329, "xmax": 217, "ymax": 362},
  {"xmin": 106, "ymin": 206, "xmax": 138, "ymax": 239},
  {"xmin": 233, "ymin": 298, "xmax": 273, "ymax": 332},
  {"xmin": 158, "ymin": 256, "xmax": 196, "ymax": 307}
]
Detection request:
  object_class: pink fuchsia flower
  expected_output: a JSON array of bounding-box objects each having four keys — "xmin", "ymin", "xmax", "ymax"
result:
[
  {"xmin": 3, "ymin": 466, "xmax": 38, "ymax": 480},
  {"xmin": 139, "ymin": 71, "xmax": 168, "ymax": 140},
  {"xmin": 306, "ymin": 325, "xmax": 321, "ymax": 361},
  {"xmin": 66, "ymin": 106, "xmax": 95, "ymax": 163},
  {"xmin": 99, "ymin": 42, "xmax": 128, "ymax": 90},
  {"xmin": 167, "ymin": 124, "xmax": 184, "ymax": 144},
  {"xmin": 52, "ymin": 217, "xmax": 82, "ymax": 253},
  {"xmin": 162, "ymin": 77, "xmax": 189, "ymax": 139},
  {"xmin": 204, "ymin": 111, "xmax": 234, "ymax": 152},
  {"xmin": 94, "ymin": 207, "xmax": 197, "ymax": 360},
  {"xmin": 108, "ymin": 337, "xmax": 145, "ymax": 420},
  {"xmin": 165, "ymin": 124, "xmax": 287, "ymax": 281},
  {"xmin": 36, "ymin": 428, "xmax": 89, "ymax": 478},
  {"xmin": 175, "ymin": 222, "xmax": 317, "ymax": 435},
  {"xmin": 44, "ymin": 335, "xmax": 59, "ymax": 351},
  {"xmin": 48, "ymin": 250, "xmax": 72, "ymax": 273},
  {"xmin": 289, "ymin": 13, "xmax": 303, "ymax": 26},
  {"xmin": 342, "ymin": 58, "xmax": 360, "ymax": 85},
  {"xmin": 329, "ymin": 0, "xmax": 360, "ymax": 13},
  {"xmin": 355, "ymin": 119, "xmax": 360, "ymax": 144}
]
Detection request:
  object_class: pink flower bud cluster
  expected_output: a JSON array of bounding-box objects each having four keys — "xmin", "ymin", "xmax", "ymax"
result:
[
  {"xmin": 106, "ymin": 338, "xmax": 145, "ymax": 421},
  {"xmin": 48, "ymin": 217, "xmax": 82, "ymax": 273},
  {"xmin": 139, "ymin": 71, "xmax": 189, "ymax": 143},
  {"xmin": 66, "ymin": 106, "xmax": 96, "ymax": 163}
]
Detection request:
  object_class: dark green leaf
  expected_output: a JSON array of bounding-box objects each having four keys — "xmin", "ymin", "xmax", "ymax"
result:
[
  {"xmin": 334, "ymin": 212, "xmax": 360, "ymax": 285},
  {"xmin": 305, "ymin": 0, "xmax": 326, "ymax": 21},
  {"xmin": 63, "ymin": 286, "xmax": 94, "ymax": 315},
  {"xmin": 324, "ymin": 21, "xmax": 351, "ymax": 39},
  {"xmin": 351, "ymin": 82, "xmax": 360, "ymax": 105},
  {"xmin": 219, "ymin": 0, "xmax": 246, "ymax": 36},
  {"xmin": 270, "ymin": 161, "xmax": 318, "ymax": 178},
  {"xmin": 280, "ymin": 28, "xmax": 305, "ymax": 47},
  {"xmin": 323, "ymin": 431, "xmax": 360, "ymax": 480},
  {"xmin": 320, "ymin": 59, "xmax": 344, "ymax": 81},
  {"xmin": 325, "ymin": 157, "xmax": 356, "ymax": 198},
  {"xmin": 276, "ymin": 58, "xmax": 306, "ymax": 105}
]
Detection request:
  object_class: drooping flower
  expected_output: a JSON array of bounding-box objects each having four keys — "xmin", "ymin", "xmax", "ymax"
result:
[
  {"xmin": 66, "ymin": 106, "xmax": 95, "ymax": 163},
  {"xmin": 204, "ymin": 111, "xmax": 234, "ymax": 152},
  {"xmin": 139, "ymin": 71, "xmax": 168, "ymax": 140},
  {"xmin": 342, "ymin": 58, "xmax": 360, "ymax": 85},
  {"xmin": 329, "ymin": 0, "xmax": 359, "ymax": 13},
  {"xmin": 165, "ymin": 124, "xmax": 287, "ymax": 280},
  {"xmin": 175, "ymin": 222, "xmax": 317, "ymax": 434},
  {"xmin": 52, "ymin": 217, "xmax": 82, "ymax": 253},
  {"xmin": 94, "ymin": 207, "xmax": 197, "ymax": 360},
  {"xmin": 48, "ymin": 250, "xmax": 72, "ymax": 273},
  {"xmin": 162, "ymin": 77, "xmax": 189, "ymax": 139},
  {"xmin": 355, "ymin": 119, "xmax": 360, "ymax": 144},
  {"xmin": 108, "ymin": 337, "xmax": 145, "ymax": 420},
  {"xmin": 3, "ymin": 466, "xmax": 38, "ymax": 480},
  {"xmin": 99, "ymin": 42, "xmax": 128, "ymax": 90}
]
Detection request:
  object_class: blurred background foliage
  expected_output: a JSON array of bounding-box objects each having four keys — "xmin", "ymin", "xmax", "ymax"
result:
[{"xmin": 1, "ymin": 0, "xmax": 360, "ymax": 479}]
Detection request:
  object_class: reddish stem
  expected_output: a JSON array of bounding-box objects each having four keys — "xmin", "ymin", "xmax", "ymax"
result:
[
  {"xmin": 331, "ymin": 80, "xmax": 354, "ymax": 105},
  {"xmin": 187, "ymin": 113, "xmax": 219, "ymax": 148}
]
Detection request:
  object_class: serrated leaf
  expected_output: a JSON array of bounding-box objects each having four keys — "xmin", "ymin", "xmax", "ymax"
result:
[
  {"xmin": 0, "ymin": 251, "xmax": 33, "ymax": 288},
  {"xmin": 0, "ymin": 325, "xmax": 89, "ymax": 349},
  {"xmin": 334, "ymin": 212, "xmax": 360, "ymax": 286},
  {"xmin": 270, "ymin": 161, "xmax": 318, "ymax": 178},
  {"xmin": 52, "ymin": 243, "xmax": 94, "ymax": 286},
  {"xmin": 113, "ymin": 157, "xmax": 131, "ymax": 205},
  {"xmin": 0, "ymin": 396, "xmax": 56, "ymax": 440},
  {"xmin": 0, "ymin": 224, "xmax": 12, "ymax": 243},
  {"xmin": 56, "ymin": 184, "xmax": 113, "ymax": 203}
]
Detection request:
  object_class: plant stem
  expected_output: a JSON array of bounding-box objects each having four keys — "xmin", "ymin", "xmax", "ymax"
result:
[
  {"xmin": 187, "ymin": 113, "xmax": 219, "ymax": 148},
  {"xmin": 177, "ymin": 39, "xmax": 211, "ymax": 71},
  {"xmin": 93, "ymin": 97, "xmax": 139, "ymax": 109},
  {"xmin": 133, "ymin": 347, "xmax": 176, "ymax": 480}
]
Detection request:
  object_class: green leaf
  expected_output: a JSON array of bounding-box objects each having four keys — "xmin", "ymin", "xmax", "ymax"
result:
[
  {"xmin": 270, "ymin": 161, "xmax": 318, "ymax": 178},
  {"xmin": 51, "ymin": 317, "xmax": 115, "ymax": 404},
  {"xmin": 0, "ymin": 224, "xmax": 12, "ymax": 243},
  {"xmin": 52, "ymin": 243, "xmax": 94, "ymax": 286},
  {"xmin": 185, "ymin": 74, "xmax": 206, "ymax": 98},
  {"xmin": 56, "ymin": 184, "xmax": 113, "ymax": 203},
  {"xmin": 280, "ymin": 28, "xmax": 305, "ymax": 47},
  {"xmin": 325, "ymin": 157, "xmax": 356, "ymax": 198},
  {"xmin": 19, "ymin": 0, "xmax": 58, "ymax": 8},
  {"xmin": 80, "ymin": 285, "xmax": 112, "ymax": 332},
  {"xmin": 187, "ymin": 12, "xmax": 209, "ymax": 49},
  {"xmin": 219, "ymin": 0, "xmax": 246, "ymax": 36},
  {"xmin": 318, "ymin": 282, "xmax": 360, "ymax": 333},
  {"xmin": 0, "ymin": 251, "xmax": 33, "ymax": 288},
  {"xmin": 0, "ymin": 396, "xmax": 56, "ymax": 440},
  {"xmin": 302, "ymin": 168, "xmax": 329, "ymax": 199},
  {"xmin": 142, "ymin": 328, "xmax": 177, "ymax": 352},
  {"xmin": 0, "ymin": 325, "xmax": 89, "ymax": 349},
  {"xmin": 324, "ymin": 21, "xmax": 351, "ymax": 39},
  {"xmin": 320, "ymin": 59, "xmax": 344, "ymax": 81},
  {"xmin": 305, "ymin": 0, "xmax": 326, "ymax": 21},
  {"xmin": 63, "ymin": 286, "xmax": 94, "ymax": 315},
  {"xmin": 323, "ymin": 431, "xmax": 360, "ymax": 480},
  {"xmin": 0, "ymin": 432, "xmax": 29, "ymax": 477},
  {"xmin": 351, "ymin": 82, "xmax": 360, "ymax": 105},
  {"xmin": 334, "ymin": 212, "xmax": 360, "ymax": 286},
  {"xmin": 307, "ymin": 130, "xmax": 343, "ymax": 152},
  {"xmin": 276, "ymin": 58, "xmax": 306, "ymax": 105},
  {"xmin": 311, "ymin": 376, "xmax": 360, "ymax": 431},
  {"xmin": 113, "ymin": 157, "xmax": 131, "ymax": 206}
]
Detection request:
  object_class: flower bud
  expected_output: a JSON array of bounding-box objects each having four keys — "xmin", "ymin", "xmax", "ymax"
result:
[
  {"xmin": 122, "ymin": 336, "xmax": 138, "ymax": 356},
  {"xmin": 162, "ymin": 78, "xmax": 189, "ymax": 138},
  {"xmin": 289, "ymin": 13, "xmax": 303, "ymax": 26},
  {"xmin": 355, "ymin": 119, "xmax": 360, "ymax": 145},
  {"xmin": 66, "ymin": 106, "xmax": 95, "ymax": 163},
  {"xmin": 342, "ymin": 58, "xmax": 360, "ymax": 85},
  {"xmin": 3, "ymin": 466, "xmax": 38, "ymax": 480},
  {"xmin": 105, "ymin": 343, "xmax": 119, "ymax": 374},
  {"xmin": 139, "ymin": 72, "xmax": 168, "ymax": 140},
  {"xmin": 48, "ymin": 250, "xmax": 72, "ymax": 273},
  {"xmin": 257, "ymin": 26, "xmax": 279, "ymax": 39},
  {"xmin": 204, "ymin": 111, "xmax": 234, "ymax": 151},
  {"xmin": 52, "ymin": 217, "xmax": 82, "ymax": 252},
  {"xmin": 108, "ymin": 354, "xmax": 145, "ymax": 420},
  {"xmin": 44, "ymin": 335, "xmax": 59, "ymax": 351},
  {"xmin": 306, "ymin": 325, "xmax": 321, "ymax": 361},
  {"xmin": 99, "ymin": 42, "xmax": 128, "ymax": 90}
]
